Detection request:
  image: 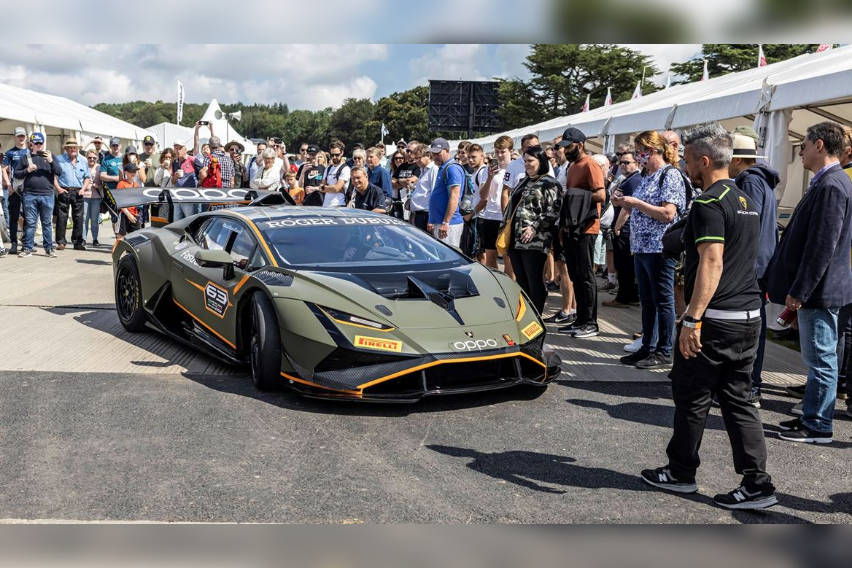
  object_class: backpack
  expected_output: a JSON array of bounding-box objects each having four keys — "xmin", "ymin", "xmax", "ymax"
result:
[
  {"xmin": 658, "ymin": 165, "xmax": 693, "ymax": 214},
  {"xmin": 442, "ymin": 162, "xmax": 476, "ymax": 217},
  {"xmin": 201, "ymin": 156, "xmax": 222, "ymax": 188}
]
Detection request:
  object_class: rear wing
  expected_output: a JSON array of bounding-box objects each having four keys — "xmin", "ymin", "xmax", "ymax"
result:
[{"xmin": 103, "ymin": 186, "xmax": 295, "ymax": 226}]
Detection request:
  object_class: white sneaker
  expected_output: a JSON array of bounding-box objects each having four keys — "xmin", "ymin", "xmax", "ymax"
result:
[{"xmin": 624, "ymin": 336, "xmax": 643, "ymax": 353}]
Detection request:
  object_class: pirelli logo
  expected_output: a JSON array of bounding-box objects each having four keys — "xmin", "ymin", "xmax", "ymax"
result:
[
  {"xmin": 354, "ymin": 335, "xmax": 403, "ymax": 353},
  {"xmin": 521, "ymin": 322, "xmax": 543, "ymax": 340}
]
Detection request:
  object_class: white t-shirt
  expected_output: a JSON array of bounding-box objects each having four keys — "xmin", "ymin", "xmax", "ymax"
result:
[
  {"xmin": 409, "ymin": 162, "xmax": 438, "ymax": 212},
  {"xmin": 502, "ymin": 156, "xmax": 555, "ymax": 190},
  {"xmin": 481, "ymin": 166, "xmax": 506, "ymax": 221},
  {"xmin": 322, "ymin": 162, "xmax": 351, "ymax": 207},
  {"xmin": 555, "ymin": 162, "xmax": 568, "ymax": 190}
]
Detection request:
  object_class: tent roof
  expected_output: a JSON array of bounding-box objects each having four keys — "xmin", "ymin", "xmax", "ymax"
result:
[
  {"xmin": 0, "ymin": 81, "xmax": 152, "ymax": 140},
  {"xmin": 460, "ymin": 45, "xmax": 852, "ymax": 150}
]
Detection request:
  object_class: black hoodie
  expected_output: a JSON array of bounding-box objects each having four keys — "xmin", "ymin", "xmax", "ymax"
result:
[{"xmin": 735, "ymin": 164, "xmax": 780, "ymax": 280}]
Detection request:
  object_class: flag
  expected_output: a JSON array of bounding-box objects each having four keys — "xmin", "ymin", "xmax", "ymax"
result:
[
  {"xmin": 581, "ymin": 93, "xmax": 590, "ymax": 112},
  {"xmin": 176, "ymin": 80, "xmax": 185, "ymax": 125},
  {"xmin": 758, "ymin": 44, "xmax": 767, "ymax": 67},
  {"xmin": 631, "ymin": 80, "xmax": 642, "ymax": 100},
  {"xmin": 816, "ymin": 44, "xmax": 832, "ymax": 53},
  {"xmin": 604, "ymin": 87, "xmax": 612, "ymax": 107},
  {"xmin": 380, "ymin": 123, "xmax": 389, "ymax": 140},
  {"xmin": 701, "ymin": 60, "xmax": 709, "ymax": 81}
]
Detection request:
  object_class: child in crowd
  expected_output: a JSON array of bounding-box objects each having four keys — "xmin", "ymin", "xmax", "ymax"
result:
[
  {"xmin": 285, "ymin": 171, "xmax": 304, "ymax": 205},
  {"xmin": 115, "ymin": 163, "xmax": 141, "ymax": 239}
]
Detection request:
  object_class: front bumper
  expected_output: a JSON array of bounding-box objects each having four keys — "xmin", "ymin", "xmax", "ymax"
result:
[{"xmin": 279, "ymin": 343, "xmax": 561, "ymax": 403}]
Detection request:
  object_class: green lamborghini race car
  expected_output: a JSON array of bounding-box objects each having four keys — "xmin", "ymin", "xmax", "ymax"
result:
[{"xmin": 110, "ymin": 188, "xmax": 560, "ymax": 402}]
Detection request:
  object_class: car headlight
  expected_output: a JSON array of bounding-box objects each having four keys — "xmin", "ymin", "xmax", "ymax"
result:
[
  {"xmin": 515, "ymin": 294, "xmax": 527, "ymax": 321},
  {"xmin": 319, "ymin": 305, "xmax": 395, "ymax": 331}
]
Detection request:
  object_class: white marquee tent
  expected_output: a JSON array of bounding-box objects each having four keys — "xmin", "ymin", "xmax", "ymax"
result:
[
  {"xmin": 459, "ymin": 45, "xmax": 852, "ymax": 216},
  {"xmin": 148, "ymin": 99, "xmax": 256, "ymax": 158},
  {"xmin": 0, "ymin": 82, "xmax": 153, "ymax": 153}
]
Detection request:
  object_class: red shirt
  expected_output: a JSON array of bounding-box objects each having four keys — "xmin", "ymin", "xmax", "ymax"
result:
[{"xmin": 116, "ymin": 179, "xmax": 140, "ymax": 216}]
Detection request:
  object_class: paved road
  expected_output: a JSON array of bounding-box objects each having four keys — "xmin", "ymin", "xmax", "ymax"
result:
[{"xmin": 2, "ymin": 369, "xmax": 849, "ymax": 523}]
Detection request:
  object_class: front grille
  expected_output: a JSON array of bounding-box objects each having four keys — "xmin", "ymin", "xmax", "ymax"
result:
[
  {"xmin": 315, "ymin": 347, "xmax": 412, "ymax": 372},
  {"xmin": 361, "ymin": 373, "xmax": 423, "ymax": 397},
  {"xmin": 424, "ymin": 358, "xmax": 520, "ymax": 391}
]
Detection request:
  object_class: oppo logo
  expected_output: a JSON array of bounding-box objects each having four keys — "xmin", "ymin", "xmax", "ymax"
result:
[{"xmin": 451, "ymin": 338, "xmax": 498, "ymax": 352}]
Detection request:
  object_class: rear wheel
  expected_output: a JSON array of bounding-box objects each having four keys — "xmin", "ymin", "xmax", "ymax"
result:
[
  {"xmin": 249, "ymin": 292, "xmax": 282, "ymax": 391},
  {"xmin": 115, "ymin": 255, "xmax": 147, "ymax": 332}
]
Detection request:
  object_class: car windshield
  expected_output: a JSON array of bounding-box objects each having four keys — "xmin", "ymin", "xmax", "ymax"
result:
[{"xmin": 257, "ymin": 214, "xmax": 470, "ymax": 271}]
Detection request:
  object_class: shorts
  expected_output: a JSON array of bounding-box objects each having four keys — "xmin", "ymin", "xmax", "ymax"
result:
[
  {"xmin": 477, "ymin": 218, "xmax": 501, "ymax": 250},
  {"xmin": 118, "ymin": 212, "xmax": 141, "ymax": 235},
  {"xmin": 432, "ymin": 222, "xmax": 463, "ymax": 248}
]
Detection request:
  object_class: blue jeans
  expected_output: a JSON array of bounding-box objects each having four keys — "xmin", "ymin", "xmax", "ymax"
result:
[
  {"xmin": 634, "ymin": 252, "xmax": 676, "ymax": 356},
  {"xmin": 22, "ymin": 192, "xmax": 55, "ymax": 251},
  {"xmin": 798, "ymin": 307, "xmax": 840, "ymax": 433},
  {"xmin": 83, "ymin": 197, "xmax": 102, "ymax": 242},
  {"xmin": 2, "ymin": 188, "xmax": 8, "ymax": 230}
]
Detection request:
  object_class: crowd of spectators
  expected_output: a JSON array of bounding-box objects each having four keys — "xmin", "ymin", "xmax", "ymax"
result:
[{"xmin": 1, "ymin": 117, "xmax": 849, "ymax": 453}]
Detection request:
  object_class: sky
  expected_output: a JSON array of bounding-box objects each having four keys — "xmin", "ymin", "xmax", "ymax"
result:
[{"xmin": 0, "ymin": 44, "xmax": 702, "ymax": 112}]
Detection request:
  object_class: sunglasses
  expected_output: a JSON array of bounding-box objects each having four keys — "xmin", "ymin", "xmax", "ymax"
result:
[
  {"xmin": 329, "ymin": 153, "xmax": 341, "ymax": 157},
  {"xmin": 32, "ymin": 142, "xmax": 44, "ymax": 145},
  {"xmin": 619, "ymin": 160, "xmax": 634, "ymax": 165}
]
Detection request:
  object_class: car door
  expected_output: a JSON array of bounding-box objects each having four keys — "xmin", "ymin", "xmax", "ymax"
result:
[{"xmin": 172, "ymin": 215, "xmax": 263, "ymax": 352}]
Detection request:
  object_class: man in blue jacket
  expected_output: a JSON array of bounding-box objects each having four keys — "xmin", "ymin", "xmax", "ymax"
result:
[
  {"xmin": 767, "ymin": 121, "xmax": 852, "ymax": 444},
  {"xmin": 729, "ymin": 133, "xmax": 780, "ymax": 408}
]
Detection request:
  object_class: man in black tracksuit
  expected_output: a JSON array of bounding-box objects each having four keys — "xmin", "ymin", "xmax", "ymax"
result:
[
  {"xmin": 729, "ymin": 134, "xmax": 780, "ymax": 407},
  {"xmin": 641, "ymin": 122, "xmax": 776, "ymax": 511}
]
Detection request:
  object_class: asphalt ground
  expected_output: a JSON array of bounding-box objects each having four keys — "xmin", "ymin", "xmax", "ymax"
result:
[{"xmin": 1, "ymin": 369, "xmax": 849, "ymax": 524}]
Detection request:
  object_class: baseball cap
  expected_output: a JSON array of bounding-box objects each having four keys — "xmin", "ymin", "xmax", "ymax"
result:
[
  {"xmin": 109, "ymin": 137, "xmax": 121, "ymax": 146},
  {"xmin": 142, "ymin": 135, "xmax": 155, "ymax": 145},
  {"xmin": 173, "ymin": 138, "xmax": 186, "ymax": 148},
  {"xmin": 30, "ymin": 132, "xmax": 45, "ymax": 144},
  {"xmin": 429, "ymin": 138, "xmax": 450, "ymax": 153},
  {"xmin": 209, "ymin": 136, "xmax": 222, "ymax": 148},
  {"xmin": 731, "ymin": 134, "xmax": 766, "ymax": 159},
  {"xmin": 123, "ymin": 162, "xmax": 139, "ymax": 173},
  {"xmin": 557, "ymin": 127, "xmax": 586, "ymax": 146},
  {"xmin": 125, "ymin": 145, "xmax": 138, "ymax": 155},
  {"xmin": 306, "ymin": 144, "xmax": 320, "ymax": 154},
  {"xmin": 14, "ymin": 127, "xmax": 27, "ymax": 136}
]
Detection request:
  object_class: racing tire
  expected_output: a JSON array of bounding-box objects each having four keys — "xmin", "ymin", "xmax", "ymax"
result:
[
  {"xmin": 249, "ymin": 292, "xmax": 282, "ymax": 391},
  {"xmin": 115, "ymin": 254, "xmax": 147, "ymax": 332}
]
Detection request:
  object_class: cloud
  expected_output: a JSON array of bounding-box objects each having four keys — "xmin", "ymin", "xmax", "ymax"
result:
[
  {"xmin": 0, "ymin": 44, "xmax": 388, "ymax": 110},
  {"xmin": 409, "ymin": 45, "xmax": 490, "ymax": 86}
]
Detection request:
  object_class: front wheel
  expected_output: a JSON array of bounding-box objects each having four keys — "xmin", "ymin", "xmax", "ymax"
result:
[
  {"xmin": 115, "ymin": 255, "xmax": 147, "ymax": 332},
  {"xmin": 249, "ymin": 292, "xmax": 282, "ymax": 391}
]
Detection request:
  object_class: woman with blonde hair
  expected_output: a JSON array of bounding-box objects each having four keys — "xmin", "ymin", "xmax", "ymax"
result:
[{"xmin": 611, "ymin": 130, "xmax": 685, "ymax": 370}]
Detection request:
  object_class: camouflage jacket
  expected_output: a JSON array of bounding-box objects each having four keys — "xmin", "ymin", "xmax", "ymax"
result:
[{"xmin": 501, "ymin": 174, "xmax": 562, "ymax": 252}]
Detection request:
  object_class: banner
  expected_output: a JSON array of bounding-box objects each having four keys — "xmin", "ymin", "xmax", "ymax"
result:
[{"xmin": 177, "ymin": 80, "xmax": 185, "ymax": 125}]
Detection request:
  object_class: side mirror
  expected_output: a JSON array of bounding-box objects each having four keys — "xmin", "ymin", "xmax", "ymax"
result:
[{"xmin": 195, "ymin": 249, "xmax": 235, "ymax": 280}]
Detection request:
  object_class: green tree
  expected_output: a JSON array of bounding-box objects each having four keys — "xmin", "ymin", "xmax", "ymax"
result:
[
  {"xmin": 670, "ymin": 44, "xmax": 821, "ymax": 83},
  {"xmin": 496, "ymin": 44, "xmax": 658, "ymax": 130},
  {"xmin": 374, "ymin": 86, "xmax": 431, "ymax": 144},
  {"xmin": 327, "ymin": 98, "xmax": 376, "ymax": 147}
]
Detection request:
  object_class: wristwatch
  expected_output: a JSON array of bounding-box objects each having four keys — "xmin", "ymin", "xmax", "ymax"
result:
[{"xmin": 682, "ymin": 315, "xmax": 702, "ymax": 329}]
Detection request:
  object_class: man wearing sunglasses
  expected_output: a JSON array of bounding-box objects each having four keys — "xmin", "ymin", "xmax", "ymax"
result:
[
  {"xmin": 607, "ymin": 149, "xmax": 642, "ymax": 308},
  {"xmin": 320, "ymin": 141, "xmax": 350, "ymax": 207},
  {"xmin": 14, "ymin": 132, "xmax": 60, "ymax": 258}
]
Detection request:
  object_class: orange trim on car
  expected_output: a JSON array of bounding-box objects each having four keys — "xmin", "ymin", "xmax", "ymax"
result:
[
  {"xmin": 356, "ymin": 351, "xmax": 546, "ymax": 390},
  {"xmin": 186, "ymin": 279, "xmax": 205, "ymax": 291},
  {"xmin": 516, "ymin": 295, "xmax": 526, "ymax": 321},
  {"xmin": 172, "ymin": 298, "xmax": 236, "ymax": 349},
  {"xmin": 233, "ymin": 274, "xmax": 251, "ymax": 295}
]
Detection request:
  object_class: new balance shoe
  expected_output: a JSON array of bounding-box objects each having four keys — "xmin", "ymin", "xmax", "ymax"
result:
[
  {"xmin": 778, "ymin": 424, "xmax": 832, "ymax": 444},
  {"xmin": 620, "ymin": 349, "xmax": 651, "ymax": 365},
  {"xmin": 543, "ymin": 310, "xmax": 573, "ymax": 324},
  {"xmin": 640, "ymin": 467, "xmax": 697, "ymax": 494},
  {"xmin": 635, "ymin": 352, "xmax": 672, "ymax": 370},
  {"xmin": 18, "ymin": 248, "xmax": 33, "ymax": 258},
  {"xmin": 571, "ymin": 323, "xmax": 599, "ymax": 338},
  {"xmin": 713, "ymin": 486, "xmax": 777, "ymax": 510}
]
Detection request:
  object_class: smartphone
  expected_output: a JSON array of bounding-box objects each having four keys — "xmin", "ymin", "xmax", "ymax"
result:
[
  {"xmin": 198, "ymin": 120, "xmax": 209, "ymax": 126},
  {"xmin": 37, "ymin": 151, "xmax": 47, "ymax": 157},
  {"xmin": 489, "ymin": 158, "xmax": 498, "ymax": 169}
]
